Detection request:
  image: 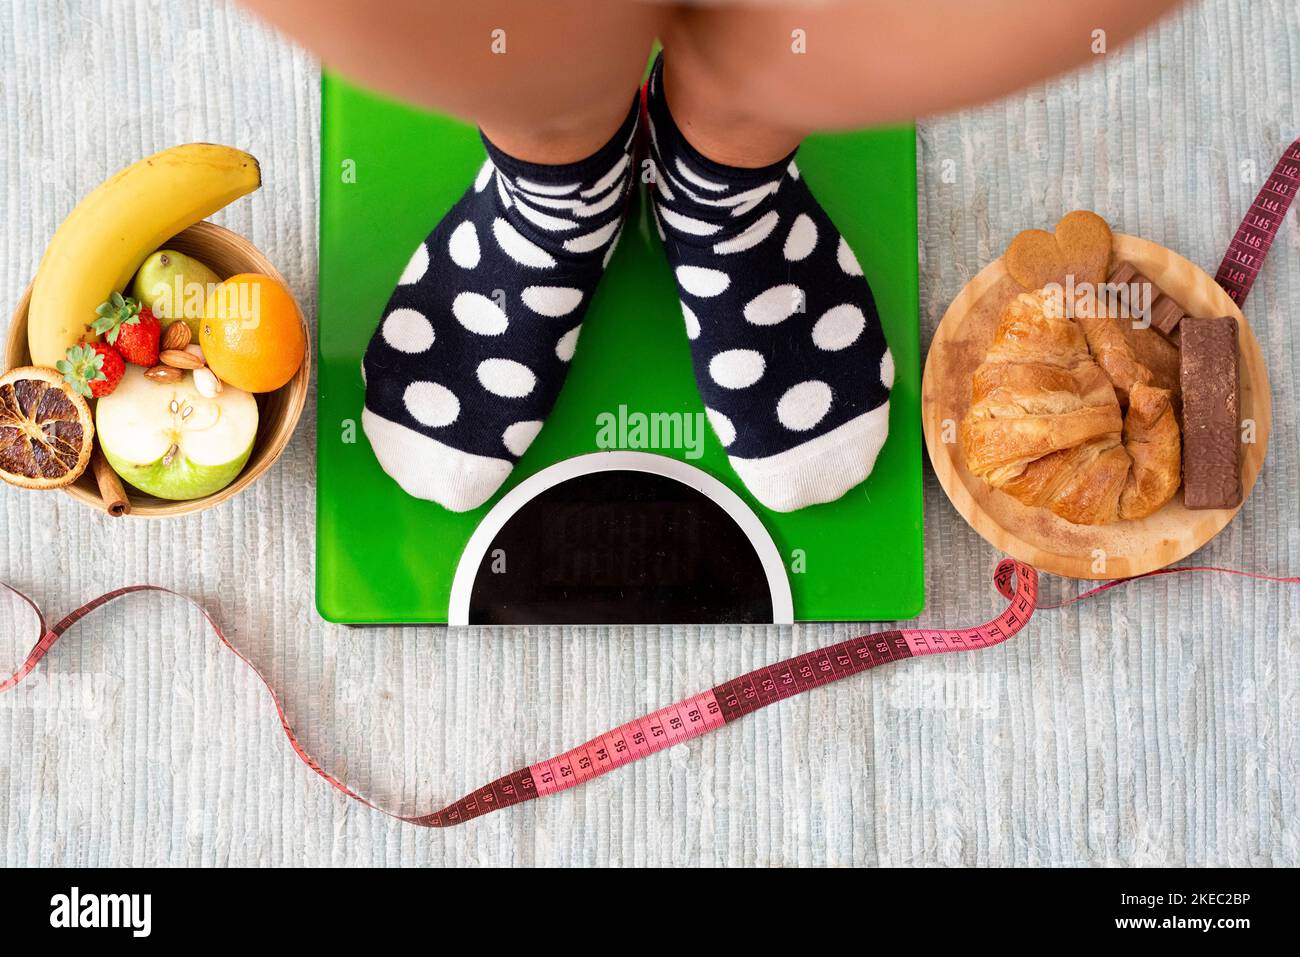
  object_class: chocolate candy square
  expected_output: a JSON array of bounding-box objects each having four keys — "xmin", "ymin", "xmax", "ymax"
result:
[
  {"xmin": 1149, "ymin": 295, "xmax": 1185, "ymax": 336},
  {"xmin": 1106, "ymin": 261, "xmax": 1183, "ymax": 335},
  {"xmin": 1106, "ymin": 261, "xmax": 1154, "ymax": 323},
  {"xmin": 1180, "ymin": 316, "xmax": 1242, "ymax": 509}
]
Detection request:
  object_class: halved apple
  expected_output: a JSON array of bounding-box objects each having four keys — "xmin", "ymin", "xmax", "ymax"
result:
[{"xmin": 96, "ymin": 366, "xmax": 259, "ymax": 500}]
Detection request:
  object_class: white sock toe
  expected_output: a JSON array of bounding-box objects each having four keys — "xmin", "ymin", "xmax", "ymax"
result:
[
  {"xmin": 363, "ymin": 409, "xmax": 512, "ymax": 512},
  {"xmin": 729, "ymin": 402, "xmax": 890, "ymax": 512}
]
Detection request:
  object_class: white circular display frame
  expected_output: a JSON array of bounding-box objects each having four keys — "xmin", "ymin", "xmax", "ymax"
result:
[{"xmin": 448, "ymin": 451, "xmax": 794, "ymax": 625}]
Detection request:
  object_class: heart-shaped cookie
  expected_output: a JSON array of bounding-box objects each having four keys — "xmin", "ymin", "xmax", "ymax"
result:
[{"xmin": 1005, "ymin": 210, "xmax": 1114, "ymax": 290}]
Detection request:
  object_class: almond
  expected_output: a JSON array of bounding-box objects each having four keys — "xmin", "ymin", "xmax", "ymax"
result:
[
  {"xmin": 144, "ymin": 365, "xmax": 183, "ymax": 383},
  {"xmin": 160, "ymin": 323, "xmax": 192, "ymax": 351},
  {"xmin": 159, "ymin": 349, "xmax": 204, "ymax": 370}
]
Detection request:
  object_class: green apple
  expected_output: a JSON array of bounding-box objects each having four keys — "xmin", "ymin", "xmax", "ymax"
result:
[
  {"xmin": 96, "ymin": 366, "xmax": 259, "ymax": 500},
  {"xmin": 131, "ymin": 249, "xmax": 222, "ymax": 340}
]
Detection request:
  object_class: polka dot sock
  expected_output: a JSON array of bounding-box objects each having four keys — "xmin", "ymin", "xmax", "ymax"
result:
[
  {"xmin": 362, "ymin": 96, "xmax": 639, "ymax": 511},
  {"xmin": 646, "ymin": 55, "xmax": 894, "ymax": 512}
]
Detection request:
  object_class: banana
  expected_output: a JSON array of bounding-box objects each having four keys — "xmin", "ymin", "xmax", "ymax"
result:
[{"xmin": 27, "ymin": 144, "xmax": 261, "ymax": 368}]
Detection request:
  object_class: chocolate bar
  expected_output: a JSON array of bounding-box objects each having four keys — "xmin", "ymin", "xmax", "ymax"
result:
[
  {"xmin": 1106, "ymin": 261, "xmax": 1184, "ymax": 336},
  {"xmin": 1180, "ymin": 316, "xmax": 1242, "ymax": 509}
]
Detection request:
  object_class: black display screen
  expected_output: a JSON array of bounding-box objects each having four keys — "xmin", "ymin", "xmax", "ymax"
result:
[{"xmin": 466, "ymin": 470, "xmax": 774, "ymax": 625}]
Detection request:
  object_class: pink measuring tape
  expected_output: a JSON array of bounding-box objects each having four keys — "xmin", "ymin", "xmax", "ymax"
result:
[
  {"xmin": 0, "ymin": 560, "xmax": 1037, "ymax": 827},
  {"xmin": 1215, "ymin": 139, "xmax": 1300, "ymax": 307},
  {"xmin": 2, "ymin": 140, "xmax": 1297, "ymax": 828}
]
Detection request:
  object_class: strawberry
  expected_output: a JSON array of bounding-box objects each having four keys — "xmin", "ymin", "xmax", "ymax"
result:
[
  {"xmin": 91, "ymin": 292, "xmax": 161, "ymax": 366},
  {"xmin": 57, "ymin": 342, "xmax": 125, "ymax": 398}
]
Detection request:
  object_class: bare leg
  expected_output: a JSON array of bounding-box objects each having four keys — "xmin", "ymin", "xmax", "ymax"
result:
[
  {"xmin": 663, "ymin": 0, "xmax": 1184, "ymax": 167},
  {"xmin": 239, "ymin": 0, "xmax": 667, "ymax": 162}
]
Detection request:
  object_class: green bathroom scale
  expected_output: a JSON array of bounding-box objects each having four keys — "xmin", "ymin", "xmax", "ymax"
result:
[{"xmin": 317, "ymin": 73, "xmax": 923, "ymax": 625}]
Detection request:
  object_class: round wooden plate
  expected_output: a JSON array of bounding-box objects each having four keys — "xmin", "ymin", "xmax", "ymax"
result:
[{"xmin": 922, "ymin": 234, "xmax": 1271, "ymax": 580}]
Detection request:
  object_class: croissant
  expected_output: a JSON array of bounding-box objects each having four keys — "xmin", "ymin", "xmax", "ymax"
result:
[
  {"xmin": 961, "ymin": 290, "xmax": 1181, "ymax": 525},
  {"xmin": 1117, "ymin": 382, "xmax": 1181, "ymax": 519},
  {"xmin": 1075, "ymin": 311, "xmax": 1151, "ymax": 407}
]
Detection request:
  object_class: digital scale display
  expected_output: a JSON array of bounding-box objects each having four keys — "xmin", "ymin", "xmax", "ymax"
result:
[{"xmin": 465, "ymin": 469, "xmax": 774, "ymax": 624}]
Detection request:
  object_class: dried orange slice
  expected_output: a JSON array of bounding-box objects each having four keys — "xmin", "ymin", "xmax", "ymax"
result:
[{"xmin": 0, "ymin": 366, "xmax": 94, "ymax": 489}]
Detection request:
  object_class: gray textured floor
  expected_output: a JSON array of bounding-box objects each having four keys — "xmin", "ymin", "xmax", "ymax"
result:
[{"xmin": 0, "ymin": 0, "xmax": 1297, "ymax": 866}]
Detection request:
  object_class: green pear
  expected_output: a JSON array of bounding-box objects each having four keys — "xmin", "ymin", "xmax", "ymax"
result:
[
  {"xmin": 131, "ymin": 249, "xmax": 222, "ymax": 339},
  {"xmin": 96, "ymin": 366, "xmax": 258, "ymax": 500}
]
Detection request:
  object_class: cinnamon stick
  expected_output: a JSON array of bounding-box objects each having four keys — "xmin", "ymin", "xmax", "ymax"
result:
[{"xmin": 90, "ymin": 446, "xmax": 130, "ymax": 516}]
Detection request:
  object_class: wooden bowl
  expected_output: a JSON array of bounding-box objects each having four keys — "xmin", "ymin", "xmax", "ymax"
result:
[
  {"xmin": 5, "ymin": 220, "xmax": 310, "ymax": 517},
  {"xmin": 923, "ymin": 234, "xmax": 1270, "ymax": 579}
]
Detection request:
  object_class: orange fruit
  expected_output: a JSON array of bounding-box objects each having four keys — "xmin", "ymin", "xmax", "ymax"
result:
[
  {"xmin": 200, "ymin": 273, "xmax": 305, "ymax": 393},
  {"xmin": 0, "ymin": 366, "xmax": 94, "ymax": 489}
]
